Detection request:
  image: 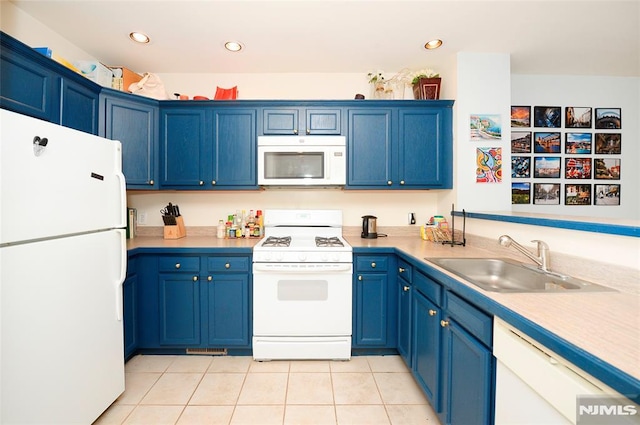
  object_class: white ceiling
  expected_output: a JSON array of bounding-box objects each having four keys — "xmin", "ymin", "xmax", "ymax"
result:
[{"xmin": 8, "ymin": 0, "xmax": 640, "ymax": 77}]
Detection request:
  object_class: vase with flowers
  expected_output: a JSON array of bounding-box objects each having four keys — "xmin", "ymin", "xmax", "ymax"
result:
[
  {"xmin": 410, "ymin": 68, "xmax": 441, "ymax": 100},
  {"xmin": 367, "ymin": 70, "xmax": 390, "ymax": 99}
]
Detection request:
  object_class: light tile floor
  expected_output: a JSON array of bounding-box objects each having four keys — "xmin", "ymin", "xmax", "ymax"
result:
[{"xmin": 93, "ymin": 354, "xmax": 441, "ymax": 425}]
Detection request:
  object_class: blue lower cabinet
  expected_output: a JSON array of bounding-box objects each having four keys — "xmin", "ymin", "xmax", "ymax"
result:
[
  {"xmin": 158, "ymin": 273, "xmax": 201, "ymax": 346},
  {"xmin": 133, "ymin": 252, "xmax": 251, "ymax": 352},
  {"xmin": 412, "ymin": 290, "xmax": 442, "ymax": 408},
  {"xmin": 440, "ymin": 319, "xmax": 493, "ymax": 425},
  {"xmin": 205, "ymin": 273, "xmax": 251, "ymax": 347}
]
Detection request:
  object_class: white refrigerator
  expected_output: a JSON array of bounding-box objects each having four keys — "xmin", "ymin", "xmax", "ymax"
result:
[{"xmin": 0, "ymin": 109, "xmax": 127, "ymax": 424}]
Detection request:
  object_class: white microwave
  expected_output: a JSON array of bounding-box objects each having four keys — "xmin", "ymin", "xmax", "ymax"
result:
[{"xmin": 257, "ymin": 136, "xmax": 346, "ymax": 186}]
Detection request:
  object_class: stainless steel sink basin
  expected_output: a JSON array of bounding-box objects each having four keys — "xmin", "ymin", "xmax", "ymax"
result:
[{"xmin": 427, "ymin": 258, "xmax": 615, "ymax": 293}]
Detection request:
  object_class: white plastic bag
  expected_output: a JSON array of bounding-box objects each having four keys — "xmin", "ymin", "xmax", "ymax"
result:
[{"xmin": 128, "ymin": 73, "xmax": 170, "ymax": 100}]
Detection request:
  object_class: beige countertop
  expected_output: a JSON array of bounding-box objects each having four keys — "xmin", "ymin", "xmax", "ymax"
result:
[{"xmin": 127, "ymin": 231, "xmax": 640, "ymax": 393}]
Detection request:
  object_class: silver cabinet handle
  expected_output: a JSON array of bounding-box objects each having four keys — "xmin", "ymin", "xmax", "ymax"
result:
[
  {"xmin": 225, "ymin": 263, "xmax": 231, "ymax": 269},
  {"xmin": 400, "ymin": 180, "xmax": 405, "ymax": 185},
  {"xmin": 403, "ymin": 285, "xmax": 410, "ymax": 292},
  {"xmin": 175, "ymin": 263, "xmax": 181, "ymax": 269},
  {"xmin": 199, "ymin": 180, "xmax": 204, "ymax": 186},
  {"xmin": 371, "ymin": 262, "xmax": 376, "ymax": 268},
  {"xmin": 192, "ymin": 276, "xmax": 198, "ymax": 282},
  {"xmin": 207, "ymin": 276, "xmax": 212, "ymax": 282},
  {"xmin": 387, "ymin": 180, "xmax": 393, "ymax": 185},
  {"xmin": 211, "ymin": 180, "xmax": 216, "ymax": 185},
  {"xmin": 149, "ymin": 179, "xmax": 154, "ymax": 185}
]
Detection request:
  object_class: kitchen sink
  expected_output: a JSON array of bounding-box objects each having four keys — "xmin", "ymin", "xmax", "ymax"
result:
[{"xmin": 427, "ymin": 257, "xmax": 616, "ymax": 293}]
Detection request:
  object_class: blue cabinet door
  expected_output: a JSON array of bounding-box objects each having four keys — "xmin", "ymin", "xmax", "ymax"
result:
[
  {"xmin": 0, "ymin": 37, "xmax": 60, "ymax": 122},
  {"xmin": 212, "ymin": 108, "xmax": 257, "ymax": 188},
  {"xmin": 347, "ymin": 108, "xmax": 393, "ymax": 187},
  {"xmin": 398, "ymin": 107, "xmax": 452, "ymax": 188},
  {"xmin": 262, "ymin": 107, "xmax": 341, "ymax": 135},
  {"xmin": 123, "ymin": 273, "xmax": 138, "ymax": 360},
  {"xmin": 353, "ymin": 272, "xmax": 388, "ymax": 347},
  {"xmin": 439, "ymin": 319, "xmax": 494, "ymax": 425},
  {"xmin": 61, "ymin": 78, "xmax": 99, "ymax": 134},
  {"xmin": 160, "ymin": 107, "xmax": 208, "ymax": 188},
  {"xmin": 158, "ymin": 273, "xmax": 201, "ymax": 346},
  {"xmin": 412, "ymin": 289, "xmax": 442, "ymax": 409},
  {"xmin": 205, "ymin": 274, "xmax": 251, "ymax": 346},
  {"xmin": 103, "ymin": 91, "xmax": 158, "ymax": 189},
  {"xmin": 397, "ymin": 277, "xmax": 412, "ymax": 365}
]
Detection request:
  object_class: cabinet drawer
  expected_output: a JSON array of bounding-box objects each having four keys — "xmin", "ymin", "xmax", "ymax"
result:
[
  {"xmin": 397, "ymin": 259, "xmax": 413, "ymax": 283},
  {"xmin": 207, "ymin": 256, "xmax": 250, "ymax": 272},
  {"xmin": 414, "ymin": 270, "xmax": 441, "ymax": 305},
  {"xmin": 355, "ymin": 256, "xmax": 389, "ymax": 272},
  {"xmin": 158, "ymin": 256, "xmax": 200, "ymax": 272},
  {"xmin": 445, "ymin": 291, "xmax": 492, "ymax": 347}
]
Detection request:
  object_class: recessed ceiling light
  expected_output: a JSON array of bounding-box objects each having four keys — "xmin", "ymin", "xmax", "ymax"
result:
[
  {"xmin": 129, "ymin": 32, "xmax": 150, "ymax": 44},
  {"xmin": 224, "ymin": 41, "xmax": 243, "ymax": 52},
  {"xmin": 424, "ymin": 39, "xmax": 443, "ymax": 50}
]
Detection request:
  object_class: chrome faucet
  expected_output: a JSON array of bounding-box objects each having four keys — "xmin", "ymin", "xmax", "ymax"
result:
[{"xmin": 498, "ymin": 235, "xmax": 551, "ymax": 272}]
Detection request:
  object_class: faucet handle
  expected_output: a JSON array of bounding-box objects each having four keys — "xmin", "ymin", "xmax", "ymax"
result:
[{"xmin": 531, "ymin": 240, "xmax": 549, "ymax": 250}]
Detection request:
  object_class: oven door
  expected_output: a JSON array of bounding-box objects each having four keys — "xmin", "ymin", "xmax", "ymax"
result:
[{"xmin": 252, "ymin": 263, "xmax": 352, "ymax": 336}]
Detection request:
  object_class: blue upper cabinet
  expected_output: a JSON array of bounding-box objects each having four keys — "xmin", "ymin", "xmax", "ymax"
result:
[
  {"xmin": 102, "ymin": 90, "xmax": 158, "ymax": 189},
  {"xmin": 398, "ymin": 107, "xmax": 452, "ymax": 188},
  {"xmin": 347, "ymin": 101, "xmax": 453, "ymax": 189},
  {"xmin": 159, "ymin": 104, "xmax": 258, "ymax": 190},
  {"xmin": 160, "ymin": 106, "xmax": 208, "ymax": 188},
  {"xmin": 1, "ymin": 31, "xmax": 100, "ymax": 134},
  {"xmin": 262, "ymin": 106, "xmax": 342, "ymax": 135},
  {"xmin": 61, "ymin": 78, "xmax": 99, "ymax": 135},
  {"xmin": 212, "ymin": 108, "xmax": 258, "ymax": 188}
]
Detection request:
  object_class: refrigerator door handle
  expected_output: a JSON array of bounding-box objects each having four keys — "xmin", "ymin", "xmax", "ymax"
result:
[
  {"xmin": 115, "ymin": 228, "xmax": 126, "ymax": 321},
  {"xmin": 115, "ymin": 169, "xmax": 127, "ymax": 229}
]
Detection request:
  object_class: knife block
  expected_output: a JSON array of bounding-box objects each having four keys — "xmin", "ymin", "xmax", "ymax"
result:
[{"xmin": 164, "ymin": 216, "xmax": 186, "ymax": 239}]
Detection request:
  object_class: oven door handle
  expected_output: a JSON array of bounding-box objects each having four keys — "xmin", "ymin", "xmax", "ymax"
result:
[{"xmin": 253, "ymin": 263, "xmax": 352, "ymax": 273}]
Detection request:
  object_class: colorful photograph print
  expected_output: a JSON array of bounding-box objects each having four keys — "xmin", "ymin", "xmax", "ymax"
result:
[
  {"xmin": 595, "ymin": 133, "xmax": 621, "ymax": 154},
  {"xmin": 512, "ymin": 182, "xmax": 531, "ymax": 204},
  {"xmin": 511, "ymin": 156, "xmax": 531, "ymax": 178},
  {"xmin": 533, "ymin": 106, "xmax": 561, "ymax": 128},
  {"xmin": 534, "ymin": 156, "xmax": 561, "ymax": 178},
  {"xmin": 565, "ymin": 133, "xmax": 592, "ymax": 154},
  {"xmin": 594, "ymin": 158, "xmax": 621, "ymax": 180},
  {"xmin": 511, "ymin": 106, "xmax": 531, "ymax": 127},
  {"xmin": 565, "ymin": 184, "xmax": 592, "ymax": 205},
  {"xmin": 565, "ymin": 158, "xmax": 592, "ymax": 179},
  {"xmin": 533, "ymin": 132, "xmax": 561, "ymax": 153},
  {"xmin": 565, "ymin": 107, "xmax": 592, "ymax": 128},
  {"xmin": 594, "ymin": 184, "xmax": 620, "ymax": 206},
  {"xmin": 511, "ymin": 131, "xmax": 532, "ymax": 153},
  {"xmin": 476, "ymin": 147, "xmax": 502, "ymax": 183},
  {"xmin": 470, "ymin": 114, "xmax": 502, "ymax": 140},
  {"xmin": 595, "ymin": 108, "xmax": 621, "ymax": 129},
  {"xmin": 533, "ymin": 183, "xmax": 560, "ymax": 205}
]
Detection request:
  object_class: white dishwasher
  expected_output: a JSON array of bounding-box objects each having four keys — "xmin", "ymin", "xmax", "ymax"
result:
[{"xmin": 493, "ymin": 318, "xmax": 637, "ymax": 425}]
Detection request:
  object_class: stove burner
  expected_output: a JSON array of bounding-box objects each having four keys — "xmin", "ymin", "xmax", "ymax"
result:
[
  {"xmin": 262, "ymin": 236, "xmax": 292, "ymax": 247},
  {"xmin": 315, "ymin": 236, "xmax": 344, "ymax": 247}
]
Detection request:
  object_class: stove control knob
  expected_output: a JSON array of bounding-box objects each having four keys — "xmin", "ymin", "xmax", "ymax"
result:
[
  {"xmin": 263, "ymin": 252, "xmax": 272, "ymax": 262},
  {"xmin": 332, "ymin": 253, "xmax": 340, "ymax": 262},
  {"xmin": 321, "ymin": 253, "xmax": 329, "ymax": 262},
  {"xmin": 275, "ymin": 252, "xmax": 285, "ymax": 262},
  {"xmin": 298, "ymin": 253, "xmax": 307, "ymax": 262}
]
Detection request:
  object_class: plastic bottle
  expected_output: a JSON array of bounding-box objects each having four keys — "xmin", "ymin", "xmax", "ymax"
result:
[{"xmin": 216, "ymin": 220, "xmax": 225, "ymax": 239}]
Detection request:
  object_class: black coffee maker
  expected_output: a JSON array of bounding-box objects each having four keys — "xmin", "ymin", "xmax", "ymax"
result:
[{"xmin": 361, "ymin": 215, "xmax": 378, "ymax": 239}]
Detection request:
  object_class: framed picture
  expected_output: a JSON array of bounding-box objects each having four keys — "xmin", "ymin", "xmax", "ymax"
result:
[
  {"xmin": 595, "ymin": 108, "xmax": 621, "ymax": 129},
  {"xmin": 533, "ymin": 106, "xmax": 561, "ymax": 128},
  {"xmin": 511, "ymin": 106, "xmax": 531, "ymax": 127},
  {"xmin": 533, "ymin": 183, "xmax": 560, "ymax": 205},
  {"xmin": 511, "ymin": 131, "xmax": 532, "ymax": 153},
  {"xmin": 476, "ymin": 147, "xmax": 502, "ymax": 183},
  {"xmin": 565, "ymin": 133, "xmax": 592, "ymax": 154},
  {"xmin": 594, "ymin": 158, "xmax": 621, "ymax": 180},
  {"xmin": 595, "ymin": 133, "xmax": 621, "ymax": 154},
  {"xmin": 565, "ymin": 107, "xmax": 592, "ymax": 128},
  {"xmin": 511, "ymin": 156, "xmax": 531, "ymax": 178},
  {"xmin": 533, "ymin": 132, "xmax": 561, "ymax": 153},
  {"xmin": 534, "ymin": 156, "xmax": 561, "ymax": 178},
  {"xmin": 565, "ymin": 157, "xmax": 592, "ymax": 179},
  {"xmin": 512, "ymin": 182, "xmax": 531, "ymax": 204},
  {"xmin": 565, "ymin": 184, "xmax": 592, "ymax": 205},
  {"xmin": 594, "ymin": 184, "xmax": 620, "ymax": 206},
  {"xmin": 470, "ymin": 114, "xmax": 502, "ymax": 140}
]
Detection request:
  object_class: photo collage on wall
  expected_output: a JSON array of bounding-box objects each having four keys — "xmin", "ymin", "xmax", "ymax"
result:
[{"xmin": 510, "ymin": 106, "xmax": 621, "ymax": 206}]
